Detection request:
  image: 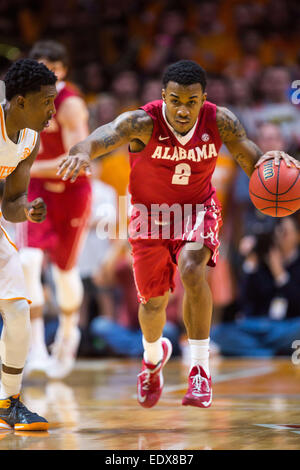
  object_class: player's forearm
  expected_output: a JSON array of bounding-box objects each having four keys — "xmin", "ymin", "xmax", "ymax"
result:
[
  {"xmin": 58, "ymin": 110, "xmax": 152, "ymax": 182},
  {"xmin": 1, "ymin": 194, "xmax": 29, "ymax": 222},
  {"xmin": 226, "ymin": 139, "xmax": 263, "ymax": 177},
  {"xmin": 69, "ymin": 122, "xmax": 126, "ymax": 161},
  {"xmin": 216, "ymin": 107, "xmax": 263, "ymax": 177}
]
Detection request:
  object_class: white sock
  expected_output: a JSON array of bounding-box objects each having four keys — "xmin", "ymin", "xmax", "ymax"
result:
[
  {"xmin": 188, "ymin": 338, "xmax": 210, "ymax": 377},
  {"xmin": 31, "ymin": 317, "xmax": 48, "ymax": 355},
  {"xmin": 59, "ymin": 313, "xmax": 79, "ymax": 338},
  {"xmin": 142, "ymin": 336, "xmax": 163, "ymax": 365},
  {"xmin": 0, "ymin": 371, "xmax": 23, "ymax": 399}
]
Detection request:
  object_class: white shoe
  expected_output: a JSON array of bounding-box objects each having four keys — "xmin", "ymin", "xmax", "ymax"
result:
[
  {"xmin": 46, "ymin": 327, "xmax": 81, "ymax": 379},
  {"xmin": 24, "ymin": 347, "xmax": 50, "ymax": 377}
]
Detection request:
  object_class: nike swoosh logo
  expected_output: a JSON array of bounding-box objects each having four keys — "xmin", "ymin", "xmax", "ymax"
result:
[
  {"xmin": 137, "ymin": 381, "xmax": 147, "ymax": 403},
  {"xmin": 202, "ymin": 391, "xmax": 212, "ymax": 407},
  {"xmin": 158, "ymin": 136, "xmax": 170, "ymax": 141}
]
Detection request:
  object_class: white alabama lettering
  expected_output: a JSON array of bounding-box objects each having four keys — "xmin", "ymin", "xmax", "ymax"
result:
[
  {"xmin": 187, "ymin": 149, "xmax": 196, "ymax": 162},
  {"xmin": 179, "ymin": 147, "xmax": 187, "ymax": 160},
  {"xmin": 151, "ymin": 144, "xmax": 217, "ymax": 162},
  {"xmin": 162, "ymin": 147, "xmax": 171, "ymax": 159},
  {"xmin": 151, "ymin": 146, "xmax": 163, "ymax": 159}
]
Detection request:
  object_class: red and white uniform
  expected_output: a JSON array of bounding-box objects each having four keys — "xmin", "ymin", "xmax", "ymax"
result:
[
  {"xmin": 0, "ymin": 104, "xmax": 38, "ymax": 303},
  {"xmin": 128, "ymin": 100, "xmax": 223, "ymax": 303},
  {"xmin": 16, "ymin": 82, "xmax": 91, "ymax": 270}
]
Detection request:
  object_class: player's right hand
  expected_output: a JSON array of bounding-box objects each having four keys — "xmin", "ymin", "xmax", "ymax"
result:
[
  {"xmin": 24, "ymin": 198, "xmax": 47, "ymax": 223},
  {"xmin": 57, "ymin": 153, "xmax": 91, "ymax": 183}
]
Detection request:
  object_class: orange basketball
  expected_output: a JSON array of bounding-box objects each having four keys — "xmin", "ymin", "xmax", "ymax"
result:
[{"xmin": 249, "ymin": 158, "xmax": 300, "ymax": 217}]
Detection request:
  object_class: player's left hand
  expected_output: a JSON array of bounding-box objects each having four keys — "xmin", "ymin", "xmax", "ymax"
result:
[
  {"xmin": 255, "ymin": 151, "xmax": 300, "ymax": 169},
  {"xmin": 24, "ymin": 198, "xmax": 47, "ymax": 223}
]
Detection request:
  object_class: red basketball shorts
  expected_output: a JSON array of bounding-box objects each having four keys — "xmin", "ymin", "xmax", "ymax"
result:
[
  {"xmin": 16, "ymin": 177, "xmax": 92, "ymax": 270},
  {"xmin": 129, "ymin": 195, "xmax": 222, "ymax": 304}
]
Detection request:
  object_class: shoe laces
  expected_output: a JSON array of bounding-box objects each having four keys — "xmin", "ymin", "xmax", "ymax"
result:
[
  {"xmin": 191, "ymin": 368, "xmax": 210, "ymax": 394},
  {"xmin": 11, "ymin": 396, "xmax": 39, "ymax": 421},
  {"xmin": 138, "ymin": 369, "xmax": 151, "ymax": 391}
]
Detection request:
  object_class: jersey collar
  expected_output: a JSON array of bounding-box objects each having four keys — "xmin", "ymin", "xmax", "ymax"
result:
[{"xmin": 162, "ymin": 101, "xmax": 198, "ymax": 146}]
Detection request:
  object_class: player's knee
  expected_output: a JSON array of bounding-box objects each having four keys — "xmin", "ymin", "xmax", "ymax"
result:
[
  {"xmin": 19, "ymin": 247, "xmax": 45, "ymax": 307},
  {"xmin": 142, "ymin": 294, "xmax": 168, "ymax": 315},
  {"xmin": 2, "ymin": 299, "xmax": 31, "ymax": 339},
  {"xmin": 180, "ymin": 261, "xmax": 202, "ymax": 288},
  {"xmin": 52, "ymin": 265, "xmax": 83, "ymax": 312},
  {"xmin": 0, "ymin": 299, "xmax": 31, "ymax": 368},
  {"xmin": 179, "ymin": 247, "xmax": 210, "ymax": 288}
]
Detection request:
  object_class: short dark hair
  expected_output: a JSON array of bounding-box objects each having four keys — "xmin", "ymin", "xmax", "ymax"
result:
[
  {"xmin": 162, "ymin": 60, "xmax": 207, "ymax": 92},
  {"xmin": 4, "ymin": 58, "xmax": 57, "ymax": 101},
  {"xmin": 29, "ymin": 40, "xmax": 69, "ymax": 67}
]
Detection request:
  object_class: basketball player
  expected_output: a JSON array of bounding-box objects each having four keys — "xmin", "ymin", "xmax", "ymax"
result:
[
  {"xmin": 17, "ymin": 41, "xmax": 91, "ymax": 379},
  {"xmin": 58, "ymin": 60, "xmax": 299, "ymax": 408},
  {"xmin": 0, "ymin": 58, "xmax": 56, "ymax": 429}
]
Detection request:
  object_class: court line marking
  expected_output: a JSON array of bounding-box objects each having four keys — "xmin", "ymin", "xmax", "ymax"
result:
[
  {"xmin": 254, "ymin": 424, "xmax": 300, "ymax": 435},
  {"xmin": 74, "ymin": 359, "xmax": 123, "ymax": 371}
]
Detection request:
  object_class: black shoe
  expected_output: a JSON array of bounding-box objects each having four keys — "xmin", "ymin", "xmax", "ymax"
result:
[{"xmin": 0, "ymin": 394, "xmax": 49, "ymax": 431}]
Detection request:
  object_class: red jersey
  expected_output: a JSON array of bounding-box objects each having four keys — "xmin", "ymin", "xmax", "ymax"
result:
[
  {"xmin": 128, "ymin": 100, "xmax": 222, "ymax": 208},
  {"xmin": 37, "ymin": 82, "xmax": 78, "ymax": 162},
  {"xmin": 34, "ymin": 81, "xmax": 88, "ymax": 185},
  {"xmin": 22, "ymin": 81, "xmax": 91, "ymax": 268}
]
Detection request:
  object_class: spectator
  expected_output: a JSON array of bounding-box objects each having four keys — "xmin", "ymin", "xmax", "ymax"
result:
[
  {"xmin": 211, "ymin": 215, "xmax": 300, "ymax": 357},
  {"xmin": 193, "ymin": 1, "xmax": 239, "ymax": 73},
  {"xmin": 169, "ymin": 33, "xmax": 201, "ymax": 64},
  {"xmin": 140, "ymin": 78, "xmax": 162, "ymax": 104},
  {"xmin": 81, "ymin": 62, "xmax": 105, "ymax": 105},
  {"xmin": 206, "ymin": 75, "xmax": 230, "ymax": 107},
  {"xmin": 137, "ymin": 9, "xmax": 186, "ymax": 75},
  {"xmin": 227, "ymin": 77, "xmax": 254, "ymax": 130},
  {"xmin": 244, "ymin": 67, "xmax": 300, "ymax": 152},
  {"xmin": 90, "ymin": 241, "xmax": 183, "ymax": 357},
  {"xmin": 110, "ymin": 69, "xmax": 140, "ymax": 113},
  {"xmin": 88, "ymin": 93, "xmax": 118, "ymax": 131}
]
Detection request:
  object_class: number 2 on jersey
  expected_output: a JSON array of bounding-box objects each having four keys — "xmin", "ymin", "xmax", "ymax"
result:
[{"xmin": 172, "ymin": 163, "xmax": 191, "ymax": 185}]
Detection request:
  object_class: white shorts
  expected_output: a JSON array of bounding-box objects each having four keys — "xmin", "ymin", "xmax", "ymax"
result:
[{"xmin": 0, "ymin": 225, "xmax": 31, "ymax": 304}]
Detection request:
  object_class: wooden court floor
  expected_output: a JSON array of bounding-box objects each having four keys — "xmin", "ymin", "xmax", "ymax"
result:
[{"xmin": 0, "ymin": 357, "xmax": 300, "ymax": 450}]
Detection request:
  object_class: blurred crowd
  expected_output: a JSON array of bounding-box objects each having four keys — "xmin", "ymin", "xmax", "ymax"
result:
[{"xmin": 0, "ymin": 0, "xmax": 299, "ymax": 359}]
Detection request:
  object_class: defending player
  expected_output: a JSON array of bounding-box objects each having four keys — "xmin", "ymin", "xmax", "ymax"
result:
[
  {"xmin": 0, "ymin": 58, "xmax": 56, "ymax": 429},
  {"xmin": 16, "ymin": 41, "xmax": 92, "ymax": 379},
  {"xmin": 58, "ymin": 60, "xmax": 299, "ymax": 408}
]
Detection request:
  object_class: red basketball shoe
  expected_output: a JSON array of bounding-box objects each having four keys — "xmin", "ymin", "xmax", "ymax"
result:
[
  {"xmin": 182, "ymin": 365, "xmax": 212, "ymax": 408},
  {"xmin": 137, "ymin": 338, "xmax": 172, "ymax": 408}
]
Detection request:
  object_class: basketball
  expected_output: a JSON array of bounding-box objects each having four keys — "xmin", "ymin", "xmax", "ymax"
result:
[{"xmin": 249, "ymin": 158, "xmax": 300, "ymax": 217}]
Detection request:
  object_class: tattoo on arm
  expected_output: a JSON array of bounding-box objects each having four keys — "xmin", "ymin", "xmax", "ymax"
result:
[
  {"xmin": 235, "ymin": 149, "xmax": 261, "ymax": 175},
  {"xmin": 216, "ymin": 107, "xmax": 263, "ymax": 177},
  {"xmin": 216, "ymin": 107, "xmax": 246, "ymax": 142},
  {"xmin": 83, "ymin": 110, "xmax": 153, "ymax": 158}
]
